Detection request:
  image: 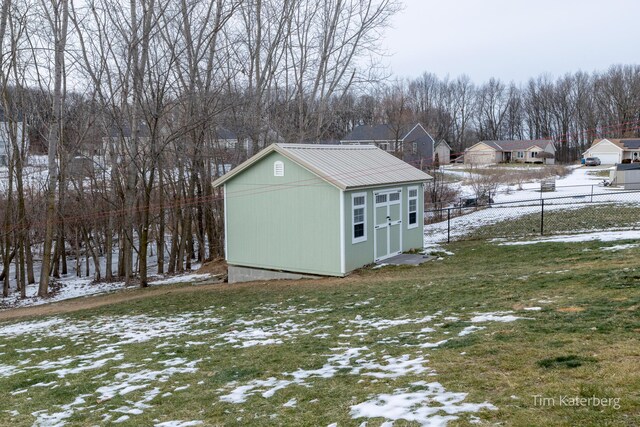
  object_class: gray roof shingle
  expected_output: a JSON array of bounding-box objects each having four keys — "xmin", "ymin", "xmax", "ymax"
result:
[
  {"xmin": 480, "ymin": 140, "xmax": 553, "ymax": 151},
  {"xmin": 342, "ymin": 123, "xmax": 430, "ymax": 142}
]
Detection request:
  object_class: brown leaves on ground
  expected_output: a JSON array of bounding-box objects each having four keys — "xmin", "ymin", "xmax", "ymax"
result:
[
  {"xmin": 197, "ymin": 258, "xmax": 228, "ymax": 277},
  {"xmin": 557, "ymin": 306, "xmax": 586, "ymax": 313}
]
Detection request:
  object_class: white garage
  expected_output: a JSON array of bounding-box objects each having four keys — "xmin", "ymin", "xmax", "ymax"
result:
[
  {"xmin": 584, "ymin": 139, "xmax": 622, "ymax": 164},
  {"xmin": 464, "ymin": 142, "xmax": 499, "ymax": 165},
  {"xmin": 593, "ymin": 153, "xmax": 621, "ymax": 165}
]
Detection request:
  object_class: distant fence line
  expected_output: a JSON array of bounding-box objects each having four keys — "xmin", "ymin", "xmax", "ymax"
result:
[{"xmin": 426, "ymin": 189, "xmax": 640, "ymax": 243}]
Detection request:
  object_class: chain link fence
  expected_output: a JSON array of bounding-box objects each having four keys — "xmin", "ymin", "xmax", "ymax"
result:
[{"xmin": 426, "ymin": 189, "xmax": 640, "ymax": 243}]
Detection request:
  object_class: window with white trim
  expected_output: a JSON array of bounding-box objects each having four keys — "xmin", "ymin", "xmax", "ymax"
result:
[
  {"xmin": 352, "ymin": 193, "xmax": 367, "ymax": 243},
  {"xmin": 516, "ymin": 151, "xmax": 524, "ymax": 159},
  {"xmin": 408, "ymin": 186, "xmax": 419, "ymax": 229},
  {"xmin": 273, "ymin": 160, "xmax": 284, "ymax": 176},
  {"xmin": 530, "ymin": 151, "xmax": 538, "ymax": 158}
]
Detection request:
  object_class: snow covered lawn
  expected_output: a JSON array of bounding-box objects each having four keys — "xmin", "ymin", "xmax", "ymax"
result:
[{"xmin": 0, "ymin": 238, "xmax": 638, "ymax": 426}]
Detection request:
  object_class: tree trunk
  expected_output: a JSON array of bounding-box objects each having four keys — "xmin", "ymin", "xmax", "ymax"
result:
[
  {"xmin": 105, "ymin": 215, "xmax": 113, "ymax": 280},
  {"xmin": 39, "ymin": 0, "xmax": 69, "ymax": 297}
]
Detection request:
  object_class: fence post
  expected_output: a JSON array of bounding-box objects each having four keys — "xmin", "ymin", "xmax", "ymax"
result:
[
  {"xmin": 540, "ymin": 199, "xmax": 544, "ymax": 236},
  {"xmin": 447, "ymin": 208, "xmax": 451, "ymax": 243},
  {"xmin": 590, "ymin": 185, "xmax": 594, "ymax": 203}
]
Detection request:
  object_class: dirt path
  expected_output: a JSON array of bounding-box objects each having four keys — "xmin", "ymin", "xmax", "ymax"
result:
[
  {"xmin": 0, "ymin": 283, "xmax": 218, "ymax": 321},
  {"xmin": 0, "ymin": 275, "xmax": 369, "ymax": 322}
]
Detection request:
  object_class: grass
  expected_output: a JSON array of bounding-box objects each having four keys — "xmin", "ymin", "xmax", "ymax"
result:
[
  {"xmin": 587, "ymin": 170, "xmax": 612, "ymax": 178},
  {"xmin": 0, "ymin": 239, "xmax": 639, "ymax": 426}
]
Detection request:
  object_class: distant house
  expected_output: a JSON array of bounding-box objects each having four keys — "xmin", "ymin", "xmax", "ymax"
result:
[
  {"xmin": 213, "ymin": 143, "xmax": 432, "ymax": 283},
  {"xmin": 464, "ymin": 140, "xmax": 556, "ymax": 165},
  {"xmin": 340, "ymin": 123, "xmax": 435, "ymax": 168},
  {"xmin": 583, "ymin": 138, "xmax": 640, "ymax": 165},
  {"xmin": 97, "ymin": 121, "xmax": 152, "ymax": 165},
  {"xmin": 0, "ymin": 120, "xmax": 26, "ymax": 167},
  {"xmin": 434, "ymin": 140, "xmax": 451, "ymax": 165},
  {"xmin": 68, "ymin": 156, "xmax": 95, "ymax": 178},
  {"xmin": 211, "ymin": 127, "xmax": 251, "ymax": 153}
]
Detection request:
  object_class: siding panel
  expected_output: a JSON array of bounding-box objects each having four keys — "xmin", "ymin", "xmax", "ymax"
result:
[{"xmin": 225, "ymin": 152, "xmax": 341, "ymax": 276}]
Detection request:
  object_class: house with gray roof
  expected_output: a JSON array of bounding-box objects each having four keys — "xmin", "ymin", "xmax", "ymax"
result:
[
  {"xmin": 464, "ymin": 140, "xmax": 556, "ymax": 165},
  {"xmin": 340, "ymin": 123, "xmax": 436, "ymax": 168},
  {"xmin": 211, "ymin": 127, "xmax": 251, "ymax": 153},
  {"xmin": 213, "ymin": 143, "xmax": 432, "ymax": 283}
]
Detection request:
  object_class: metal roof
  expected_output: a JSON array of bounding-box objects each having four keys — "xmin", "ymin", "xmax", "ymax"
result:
[
  {"xmin": 616, "ymin": 163, "xmax": 640, "ymax": 171},
  {"xmin": 213, "ymin": 143, "xmax": 432, "ymax": 190}
]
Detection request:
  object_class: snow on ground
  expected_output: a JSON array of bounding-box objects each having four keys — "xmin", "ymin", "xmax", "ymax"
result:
[
  {"xmin": 0, "ymin": 301, "xmax": 536, "ymax": 426},
  {"xmin": 216, "ymin": 310, "xmax": 532, "ymax": 426},
  {"xmin": 0, "ymin": 271, "xmax": 214, "ymax": 311},
  {"xmin": 440, "ymin": 164, "xmax": 611, "ymax": 204},
  {"xmin": 350, "ymin": 381, "xmax": 496, "ymax": 427},
  {"xmin": 600, "ymin": 243, "xmax": 640, "ymax": 251},
  {"xmin": 426, "ymin": 166, "xmax": 640, "ymax": 246},
  {"xmin": 470, "ymin": 311, "xmax": 528, "ymax": 323},
  {"xmin": 498, "ymin": 230, "xmax": 640, "ymax": 246}
]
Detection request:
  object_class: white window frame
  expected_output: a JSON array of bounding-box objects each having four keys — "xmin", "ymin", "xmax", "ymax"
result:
[
  {"xmin": 352, "ymin": 192, "xmax": 367, "ymax": 244},
  {"xmin": 516, "ymin": 151, "xmax": 524, "ymax": 159},
  {"xmin": 407, "ymin": 186, "xmax": 419, "ymax": 229},
  {"xmin": 530, "ymin": 151, "xmax": 538, "ymax": 158},
  {"xmin": 273, "ymin": 160, "xmax": 284, "ymax": 176}
]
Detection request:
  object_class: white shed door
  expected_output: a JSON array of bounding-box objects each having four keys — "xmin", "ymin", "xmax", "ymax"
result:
[
  {"xmin": 595, "ymin": 153, "xmax": 620, "ymax": 165},
  {"xmin": 373, "ymin": 188, "xmax": 402, "ymax": 262}
]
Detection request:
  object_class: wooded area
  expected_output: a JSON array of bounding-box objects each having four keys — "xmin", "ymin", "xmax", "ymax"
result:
[{"xmin": 1, "ymin": 0, "xmax": 639, "ymax": 298}]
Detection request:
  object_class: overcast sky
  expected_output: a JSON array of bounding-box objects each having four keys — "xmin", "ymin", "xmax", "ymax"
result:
[{"xmin": 382, "ymin": 0, "xmax": 640, "ymax": 84}]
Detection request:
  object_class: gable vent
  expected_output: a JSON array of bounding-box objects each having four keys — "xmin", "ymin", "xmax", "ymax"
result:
[{"xmin": 274, "ymin": 160, "xmax": 284, "ymax": 177}]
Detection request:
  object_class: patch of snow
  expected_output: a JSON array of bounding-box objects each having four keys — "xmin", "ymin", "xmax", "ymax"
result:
[
  {"xmin": 458, "ymin": 326, "xmax": 486, "ymax": 337},
  {"xmin": 152, "ymin": 273, "xmax": 212, "ymax": 285},
  {"xmin": 420, "ymin": 339, "xmax": 449, "ymax": 349},
  {"xmin": 470, "ymin": 311, "xmax": 526, "ymax": 323},
  {"xmin": 600, "ymin": 243, "xmax": 640, "ymax": 251},
  {"xmin": 361, "ymin": 355, "xmax": 431, "ymax": 379},
  {"xmin": 350, "ymin": 381, "xmax": 496, "ymax": 426},
  {"xmin": 283, "ymin": 398, "xmax": 297, "ymax": 407},
  {"xmin": 348, "ymin": 315, "xmax": 436, "ymax": 331},
  {"xmin": 96, "ymin": 359, "xmax": 201, "ymax": 401},
  {"xmin": 31, "ymin": 395, "xmax": 91, "ymax": 427}
]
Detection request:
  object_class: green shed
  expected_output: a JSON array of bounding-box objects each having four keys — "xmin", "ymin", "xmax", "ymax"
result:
[{"xmin": 213, "ymin": 143, "xmax": 432, "ymax": 283}]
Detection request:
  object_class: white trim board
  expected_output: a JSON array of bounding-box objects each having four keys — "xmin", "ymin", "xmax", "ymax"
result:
[{"xmin": 339, "ymin": 190, "xmax": 346, "ymax": 275}]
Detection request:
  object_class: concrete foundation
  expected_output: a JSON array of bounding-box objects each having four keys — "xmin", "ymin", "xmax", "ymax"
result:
[
  {"xmin": 228, "ymin": 265, "xmax": 323, "ymax": 284},
  {"xmin": 376, "ymin": 253, "xmax": 432, "ymax": 266}
]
